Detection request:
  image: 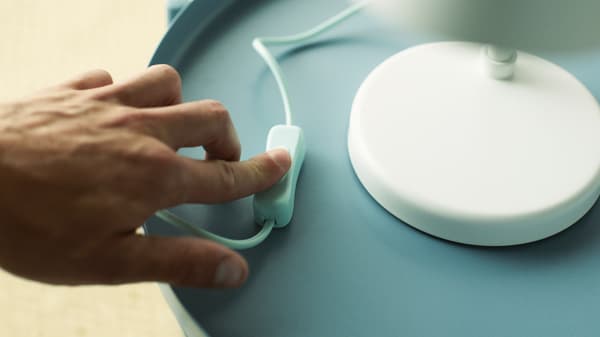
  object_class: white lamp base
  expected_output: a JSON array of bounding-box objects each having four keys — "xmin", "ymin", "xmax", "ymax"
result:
[{"xmin": 348, "ymin": 42, "xmax": 600, "ymax": 246}]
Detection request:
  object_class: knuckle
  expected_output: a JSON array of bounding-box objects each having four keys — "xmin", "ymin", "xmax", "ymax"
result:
[
  {"xmin": 204, "ymin": 100, "xmax": 230, "ymax": 122},
  {"xmin": 151, "ymin": 64, "xmax": 182, "ymax": 87},
  {"xmin": 94, "ymin": 69, "xmax": 112, "ymax": 80},
  {"xmin": 81, "ymin": 69, "xmax": 113, "ymax": 85},
  {"xmin": 152, "ymin": 65, "xmax": 182, "ymax": 104},
  {"xmin": 216, "ymin": 161, "xmax": 239, "ymax": 195}
]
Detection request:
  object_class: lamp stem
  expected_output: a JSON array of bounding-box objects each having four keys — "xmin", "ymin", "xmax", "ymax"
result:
[{"xmin": 484, "ymin": 45, "xmax": 517, "ymax": 80}]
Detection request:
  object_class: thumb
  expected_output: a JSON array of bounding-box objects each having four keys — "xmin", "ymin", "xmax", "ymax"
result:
[{"xmin": 109, "ymin": 235, "xmax": 249, "ymax": 288}]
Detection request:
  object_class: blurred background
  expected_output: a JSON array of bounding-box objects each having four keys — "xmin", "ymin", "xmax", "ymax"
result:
[{"xmin": 0, "ymin": 1, "xmax": 183, "ymax": 336}]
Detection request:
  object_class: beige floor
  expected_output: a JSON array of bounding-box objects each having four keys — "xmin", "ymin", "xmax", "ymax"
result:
[{"xmin": 0, "ymin": 1, "xmax": 184, "ymax": 336}]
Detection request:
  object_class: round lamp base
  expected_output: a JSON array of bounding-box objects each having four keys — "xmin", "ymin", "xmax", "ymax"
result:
[{"xmin": 348, "ymin": 42, "xmax": 600, "ymax": 246}]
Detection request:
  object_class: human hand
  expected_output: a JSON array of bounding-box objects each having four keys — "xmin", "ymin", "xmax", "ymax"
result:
[{"xmin": 0, "ymin": 65, "xmax": 291, "ymax": 288}]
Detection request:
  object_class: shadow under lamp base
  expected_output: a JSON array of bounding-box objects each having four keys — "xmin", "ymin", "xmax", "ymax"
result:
[{"xmin": 348, "ymin": 42, "xmax": 600, "ymax": 246}]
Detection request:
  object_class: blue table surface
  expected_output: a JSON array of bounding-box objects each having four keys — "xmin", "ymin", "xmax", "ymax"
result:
[{"xmin": 146, "ymin": 1, "xmax": 600, "ymax": 336}]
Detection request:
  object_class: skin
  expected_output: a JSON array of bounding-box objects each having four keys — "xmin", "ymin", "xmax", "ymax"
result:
[{"xmin": 0, "ymin": 65, "xmax": 291, "ymax": 288}]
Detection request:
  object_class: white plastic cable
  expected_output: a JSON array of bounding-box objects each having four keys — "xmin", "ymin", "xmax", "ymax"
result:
[
  {"xmin": 252, "ymin": 0, "xmax": 370, "ymax": 126},
  {"xmin": 156, "ymin": 1, "xmax": 369, "ymax": 250},
  {"xmin": 156, "ymin": 210, "xmax": 275, "ymax": 250}
]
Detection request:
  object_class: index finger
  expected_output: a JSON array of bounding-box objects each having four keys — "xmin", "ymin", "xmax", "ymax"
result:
[{"xmin": 176, "ymin": 149, "xmax": 291, "ymax": 204}]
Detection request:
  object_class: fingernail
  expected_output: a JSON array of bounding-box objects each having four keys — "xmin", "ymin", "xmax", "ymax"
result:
[
  {"xmin": 267, "ymin": 148, "xmax": 291, "ymax": 171},
  {"xmin": 214, "ymin": 257, "xmax": 244, "ymax": 287}
]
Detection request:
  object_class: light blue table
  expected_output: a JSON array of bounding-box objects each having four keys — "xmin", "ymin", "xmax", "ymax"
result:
[{"xmin": 147, "ymin": 1, "xmax": 600, "ymax": 336}]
